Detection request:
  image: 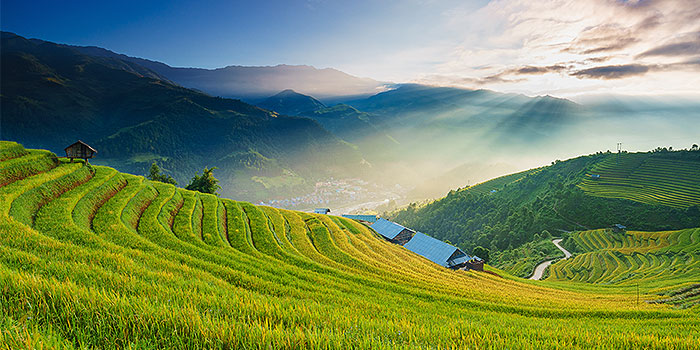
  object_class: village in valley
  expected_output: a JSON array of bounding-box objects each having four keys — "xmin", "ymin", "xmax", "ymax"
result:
[{"xmin": 258, "ymin": 177, "xmax": 404, "ymax": 213}]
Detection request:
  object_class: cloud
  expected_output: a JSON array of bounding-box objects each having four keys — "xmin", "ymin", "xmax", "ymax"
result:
[
  {"xmin": 667, "ymin": 57, "xmax": 700, "ymax": 69},
  {"xmin": 414, "ymin": 74, "xmax": 524, "ymax": 87},
  {"xmin": 563, "ymin": 24, "xmax": 640, "ymax": 54},
  {"xmin": 571, "ymin": 64, "xmax": 651, "ymax": 79},
  {"xmin": 583, "ymin": 56, "xmax": 616, "ymax": 63},
  {"xmin": 415, "ymin": 0, "xmax": 700, "ymax": 94},
  {"xmin": 571, "ymin": 59, "xmax": 700, "ymax": 80},
  {"xmin": 637, "ymin": 33, "xmax": 700, "ymax": 58},
  {"xmin": 491, "ymin": 59, "xmax": 676, "ymax": 81},
  {"xmin": 507, "ymin": 64, "xmax": 568, "ymax": 75}
]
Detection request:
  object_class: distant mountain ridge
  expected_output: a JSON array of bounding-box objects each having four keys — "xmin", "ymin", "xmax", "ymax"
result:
[
  {"xmin": 254, "ymin": 89, "xmax": 397, "ymax": 156},
  {"xmin": 258, "ymin": 89, "xmax": 327, "ymax": 116},
  {"xmin": 63, "ymin": 44, "xmax": 389, "ymax": 99}
]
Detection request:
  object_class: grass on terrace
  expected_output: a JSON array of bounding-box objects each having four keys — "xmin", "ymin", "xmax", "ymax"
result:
[
  {"xmin": 549, "ymin": 228, "xmax": 700, "ymax": 309},
  {"xmin": 579, "ymin": 153, "xmax": 700, "ymax": 208},
  {"xmin": 0, "ymin": 141, "xmax": 698, "ymax": 349}
]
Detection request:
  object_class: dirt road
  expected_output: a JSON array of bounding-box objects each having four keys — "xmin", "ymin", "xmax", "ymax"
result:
[{"xmin": 529, "ymin": 238, "xmax": 571, "ymax": 280}]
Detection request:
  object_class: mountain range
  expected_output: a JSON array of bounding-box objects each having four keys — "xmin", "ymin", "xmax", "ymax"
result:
[
  {"xmin": 70, "ymin": 45, "xmax": 388, "ymax": 100},
  {"xmin": 3, "ymin": 31, "xmax": 699, "ymax": 206},
  {"xmin": 0, "ymin": 31, "xmax": 366, "ymax": 201}
]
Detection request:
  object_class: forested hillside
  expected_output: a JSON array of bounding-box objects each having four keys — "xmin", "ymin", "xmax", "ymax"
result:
[
  {"xmin": 255, "ymin": 89, "xmax": 398, "ymax": 157},
  {"xmin": 1, "ymin": 141, "xmax": 698, "ymax": 349},
  {"xmin": 389, "ymin": 150, "xmax": 700, "ymax": 258}
]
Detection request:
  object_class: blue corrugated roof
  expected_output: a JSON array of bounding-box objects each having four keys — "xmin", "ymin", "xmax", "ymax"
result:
[
  {"xmin": 370, "ymin": 218, "xmax": 412, "ymax": 240},
  {"xmin": 404, "ymin": 232, "xmax": 470, "ymax": 267},
  {"xmin": 342, "ymin": 214, "xmax": 378, "ymax": 223},
  {"xmin": 449, "ymin": 254, "xmax": 469, "ymax": 266}
]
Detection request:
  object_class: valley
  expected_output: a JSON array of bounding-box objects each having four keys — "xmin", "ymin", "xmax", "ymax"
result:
[
  {"xmin": 2, "ymin": 3, "xmax": 700, "ymax": 346},
  {"xmin": 4, "ymin": 32, "xmax": 699, "ymax": 210},
  {"xmin": 1, "ymin": 141, "xmax": 699, "ymax": 349}
]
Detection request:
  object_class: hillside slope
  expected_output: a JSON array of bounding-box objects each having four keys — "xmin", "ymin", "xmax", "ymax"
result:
[
  {"xmin": 257, "ymin": 89, "xmax": 327, "ymax": 116},
  {"xmin": 389, "ymin": 150, "xmax": 700, "ymax": 257},
  {"xmin": 255, "ymin": 90, "xmax": 395, "ymax": 150},
  {"xmin": 579, "ymin": 153, "xmax": 700, "ymax": 208},
  {"xmin": 0, "ymin": 32, "xmax": 366, "ymax": 201},
  {"xmin": 1, "ymin": 142, "xmax": 698, "ymax": 349}
]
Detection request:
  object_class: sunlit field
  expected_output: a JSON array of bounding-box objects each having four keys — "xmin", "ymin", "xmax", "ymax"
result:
[{"xmin": 1, "ymin": 142, "xmax": 698, "ymax": 349}]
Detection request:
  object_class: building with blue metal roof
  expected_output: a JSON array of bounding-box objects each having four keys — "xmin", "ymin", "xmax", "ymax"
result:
[
  {"xmin": 314, "ymin": 208, "xmax": 331, "ymax": 214},
  {"xmin": 612, "ymin": 223, "xmax": 627, "ymax": 232},
  {"xmin": 342, "ymin": 214, "xmax": 378, "ymax": 223},
  {"xmin": 370, "ymin": 218, "xmax": 415, "ymax": 245},
  {"xmin": 403, "ymin": 232, "xmax": 470, "ymax": 269}
]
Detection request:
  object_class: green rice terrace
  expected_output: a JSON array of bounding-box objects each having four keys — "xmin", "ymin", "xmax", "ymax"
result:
[
  {"xmin": 579, "ymin": 153, "xmax": 700, "ymax": 208},
  {"xmin": 550, "ymin": 228, "xmax": 700, "ymax": 309},
  {"xmin": 1, "ymin": 141, "xmax": 699, "ymax": 349}
]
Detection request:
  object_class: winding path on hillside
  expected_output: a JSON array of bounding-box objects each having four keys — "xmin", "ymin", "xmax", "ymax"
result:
[{"xmin": 529, "ymin": 239, "xmax": 572, "ymax": 280}]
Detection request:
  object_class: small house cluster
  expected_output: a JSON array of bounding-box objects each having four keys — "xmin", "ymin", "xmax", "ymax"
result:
[{"xmin": 370, "ymin": 218, "xmax": 484, "ymax": 271}]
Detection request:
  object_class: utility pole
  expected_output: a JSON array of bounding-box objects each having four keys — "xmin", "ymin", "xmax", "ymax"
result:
[
  {"xmin": 617, "ymin": 142, "xmax": 622, "ymax": 165},
  {"xmin": 636, "ymin": 283, "xmax": 639, "ymax": 308}
]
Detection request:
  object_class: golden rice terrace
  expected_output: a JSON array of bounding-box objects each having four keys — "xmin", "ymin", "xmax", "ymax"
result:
[{"xmin": 0, "ymin": 141, "xmax": 699, "ymax": 349}]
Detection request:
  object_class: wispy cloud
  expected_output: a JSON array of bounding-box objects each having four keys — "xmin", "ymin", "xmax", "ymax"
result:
[
  {"xmin": 570, "ymin": 58, "xmax": 700, "ymax": 80},
  {"xmin": 506, "ymin": 65, "xmax": 569, "ymax": 75},
  {"xmin": 637, "ymin": 32, "xmax": 700, "ymax": 58},
  {"xmin": 571, "ymin": 64, "xmax": 651, "ymax": 79},
  {"xmin": 420, "ymin": 0, "xmax": 700, "ymax": 95},
  {"xmin": 562, "ymin": 23, "xmax": 640, "ymax": 55}
]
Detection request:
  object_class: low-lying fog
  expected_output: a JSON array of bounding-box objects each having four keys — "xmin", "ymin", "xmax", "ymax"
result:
[{"xmin": 264, "ymin": 91, "xmax": 700, "ymax": 213}]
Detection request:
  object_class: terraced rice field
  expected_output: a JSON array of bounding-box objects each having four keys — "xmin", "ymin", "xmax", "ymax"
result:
[
  {"xmin": 579, "ymin": 153, "xmax": 700, "ymax": 208},
  {"xmin": 1, "ymin": 142, "xmax": 699, "ymax": 349},
  {"xmin": 548, "ymin": 228, "xmax": 700, "ymax": 308}
]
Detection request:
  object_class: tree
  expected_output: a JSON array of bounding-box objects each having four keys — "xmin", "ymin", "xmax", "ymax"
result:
[
  {"xmin": 147, "ymin": 162, "xmax": 177, "ymax": 185},
  {"xmin": 472, "ymin": 246, "xmax": 490, "ymax": 263},
  {"xmin": 186, "ymin": 167, "xmax": 220, "ymax": 195},
  {"xmin": 692, "ymin": 144, "xmax": 699, "ymax": 151}
]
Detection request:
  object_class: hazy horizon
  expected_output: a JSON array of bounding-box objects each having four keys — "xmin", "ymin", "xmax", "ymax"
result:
[{"xmin": 3, "ymin": 0, "xmax": 699, "ymax": 98}]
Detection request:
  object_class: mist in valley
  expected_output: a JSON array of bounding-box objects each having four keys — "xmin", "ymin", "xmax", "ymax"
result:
[{"xmin": 253, "ymin": 86, "xmax": 700, "ymax": 214}]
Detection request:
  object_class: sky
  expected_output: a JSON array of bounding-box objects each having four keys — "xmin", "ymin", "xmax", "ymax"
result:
[{"xmin": 2, "ymin": 0, "xmax": 699, "ymax": 97}]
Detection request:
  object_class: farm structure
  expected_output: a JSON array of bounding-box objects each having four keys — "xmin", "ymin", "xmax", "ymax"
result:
[
  {"xmin": 612, "ymin": 224, "xmax": 627, "ymax": 232},
  {"xmin": 403, "ymin": 233, "xmax": 471, "ymax": 269},
  {"xmin": 64, "ymin": 140, "xmax": 97, "ymax": 163},
  {"xmin": 371, "ymin": 218, "xmax": 416, "ymax": 245},
  {"xmin": 370, "ymin": 218, "xmax": 477, "ymax": 270},
  {"xmin": 466, "ymin": 256, "xmax": 484, "ymax": 271},
  {"xmin": 314, "ymin": 208, "xmax": 331, "ymax": 214},
  {"xmin": 342, "ymin": 214, "xmax": 378, "ymax": 223}
]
